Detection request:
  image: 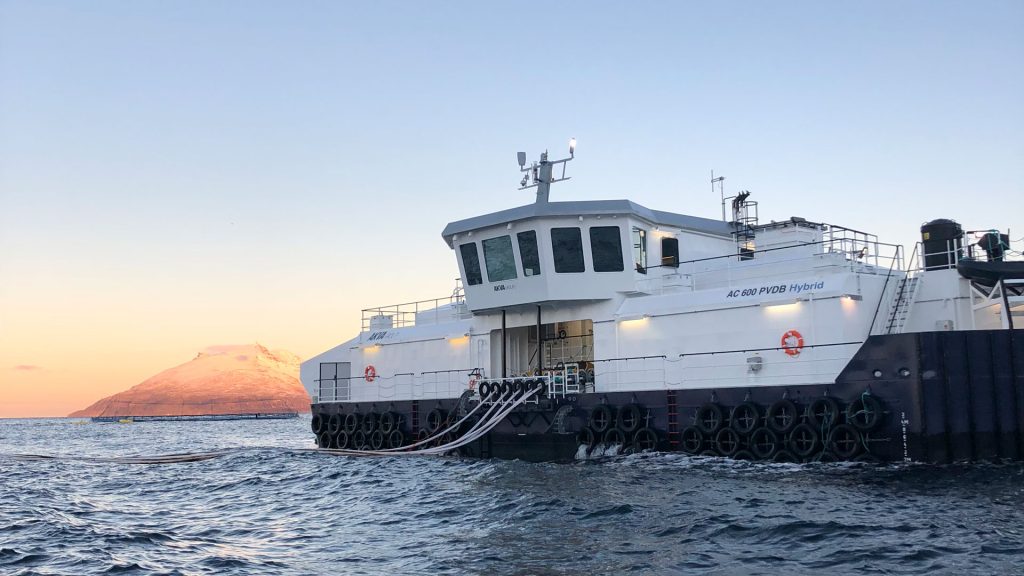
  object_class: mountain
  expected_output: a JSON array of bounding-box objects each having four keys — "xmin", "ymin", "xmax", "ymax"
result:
[{"xmin": 68, "ymin": 344, "xmax": 310, "ymax": 417}]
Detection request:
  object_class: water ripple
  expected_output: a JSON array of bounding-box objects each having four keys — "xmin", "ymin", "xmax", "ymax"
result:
[{"xmin": 1, "ymin": 417, "xmax": 1022, "ymax": 575}]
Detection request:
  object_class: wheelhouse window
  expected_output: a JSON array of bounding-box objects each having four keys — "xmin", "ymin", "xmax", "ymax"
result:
[
  {"xmin": 483, "ymin": 235, "xmax": 518, "ymax": 282},
  {"xmin": 551, "ymin": 227, "xmax": 585, "ymax": 273},
  {"xmin": 459, "ymin": 242, "xmax": 483, "ymax": 285},
  {"xmin": 632, "ymin": 227, "xmax": 648, "ymax": 273},
  {"xmin": 661, "ymin": 236, "xmax": 679, "ymax": 268},
  {"xmin": 590, "ymin": 226, "xmax": 624, "ymax": 272},
  {"xmin": 517, "ymin": 230, "xmax": 541, "ymax": 277}
]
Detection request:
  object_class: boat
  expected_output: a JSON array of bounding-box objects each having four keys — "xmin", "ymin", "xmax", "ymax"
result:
[{"xmin": 300, "ymin": 141, "xmax": 1024, "ymax": 463}]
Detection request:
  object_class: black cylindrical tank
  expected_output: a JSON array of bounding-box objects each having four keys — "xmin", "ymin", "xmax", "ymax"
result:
[{"xmin": 921, "ymin": 219, "xmax": 963, "ymax": 270}]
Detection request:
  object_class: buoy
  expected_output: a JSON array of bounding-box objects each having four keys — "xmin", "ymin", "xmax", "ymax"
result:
[
  {"xmin": 364, "ymin": 364, "xmax": 377, "ymax": 382},
  {"xmin": 781, "ymin": 329, "xmax": 804, "ymax": 356}
]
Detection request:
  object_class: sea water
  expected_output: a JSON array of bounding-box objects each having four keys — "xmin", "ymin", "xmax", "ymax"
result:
[{"xmin": 1, "ymin": 417, "xmax": 1022, "ymax": 575}]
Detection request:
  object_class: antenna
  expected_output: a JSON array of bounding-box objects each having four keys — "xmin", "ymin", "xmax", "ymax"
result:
[
  {"xmin": 711, "ymin": 170, "xmax": 726, "ymax": 221},
  {"xmin": 517, "ymin": 138, "xmax": 576, "ymax": 203}
]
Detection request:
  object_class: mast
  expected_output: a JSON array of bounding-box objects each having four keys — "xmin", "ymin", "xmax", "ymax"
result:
[{"xmin": 518, "ymin": 138, "xmax": 576, "ymax": 203}]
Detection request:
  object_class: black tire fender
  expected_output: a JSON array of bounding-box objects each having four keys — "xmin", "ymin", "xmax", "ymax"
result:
[
  {"xmin": 632, "ymin": 427, "xmax": 658, "ymax": 452},
  {"xmin": 749, "ymin": 427, "xmax": 780, "ymax": 460},
  {"xmin": 695, "ymin": 403, "xmax": 725, "ymax": 435},
  {"xmin": 766, "ymin": 399, "xmax": 799, "ymax": 434},
  {"xmin": 426, "ymin": 408, "xmax": 447, "ymax": 433},
  {"xmin": 602, "ymin": 428, "xmax": 625, "ymax": 445},
  {"xmin": 327, "ymin": 413, "xmax": 343, "ymax": 435},
  {"xmin": 788, "ymin": 422, "xmax": 820, "ymax": 458},
  {"xmin": 370, "ymin": 429, "xmax": 385, "ymax": 450},
  {"xmin": 714, "ymin": 427, "xmax": 741, "ymax": 456},
  {"xmin": 577, "ymin": 427, "xmax": 596, "ymax": 449},
  {"xmin": 828, "ymin": 423, "xmax": 863, "ymax": 459},
  {"xmin": 846, "ymin": 394, "xmax": 884, "ymax": 432},
  {"xmin": 361, "ymin": 412, "xmax": 379, "ymax": 434},
  {"xmin": 730, "ymin": 402, "xmax": 761, "ymax": 435},
  {"xmin": 343, "ymin": 412, "xmax": 361, "ymax": 435},
  {"xmin": 387, "ymin": 429, "xmax": 404, "ymax": 449},
  {"xmin": 806, "ymin": 397, "xmax": 840, "ymax": 430},
  {"xmin": 680, "ymin": 426, "xmax": 704, "ymax": 455},
  {"xmin": 617, "ymin": 404, "xmax": 643, "ymax": 434},
  {"xmin": 335, "ymin": 430, "xmax": 350, "ymax": 450},
  {"xmin": 589, "ymin": 405, "xmax": 614, "ymax": 434}
]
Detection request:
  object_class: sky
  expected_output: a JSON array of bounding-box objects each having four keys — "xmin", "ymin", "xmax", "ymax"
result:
[{"xmin": 1, "ymin": 1, "xmax": 1022, "ymax": 417}]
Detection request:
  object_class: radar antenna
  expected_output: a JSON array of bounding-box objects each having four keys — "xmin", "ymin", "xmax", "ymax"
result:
[{"xmin": 517, "ymin": 138, "xmax": 576, "ymax": 203}]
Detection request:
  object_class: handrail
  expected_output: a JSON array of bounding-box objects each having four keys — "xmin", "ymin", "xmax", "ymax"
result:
[
  {"xmin": 361, "ymin": 278, "xmax": 468, "ymax": 331},
  {"xmin": 868, "ymin": 244, "xmax": 906, "ymax": 336},
  {"xmin": 672, "ymin": 237, "xmax": 903, "ymax": 268},
  {"xmin": 678, "ymin": 341, "xmax": 862, "ymax": 357}
]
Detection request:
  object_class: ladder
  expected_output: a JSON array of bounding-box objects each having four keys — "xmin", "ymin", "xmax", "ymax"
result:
[
  {"xmin": 886, "ymin": 275, "xmax": 921, "ymax": 334},
  {"xmin": 666, "ymin": 389, "xmax": 680, "ymax": 449}
]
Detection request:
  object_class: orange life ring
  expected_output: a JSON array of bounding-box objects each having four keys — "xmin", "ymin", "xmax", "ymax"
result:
[
  {"xmin": 364, "ymin": 365, "xmax": 377, "ymax": 382},
  {"xmin": 781, "ymin": 330, "xmax": 804, "ymax": 356}
]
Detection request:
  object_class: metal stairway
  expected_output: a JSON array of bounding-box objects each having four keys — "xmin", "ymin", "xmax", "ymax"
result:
[{"xmin": 886, "ymin": 275, "xmax": 920, "ymax": 334}]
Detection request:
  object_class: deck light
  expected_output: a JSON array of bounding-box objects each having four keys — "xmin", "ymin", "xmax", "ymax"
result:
[
  {"xmin": 764, "ymin": 302, "xmax": 801, "ymax": 314},
  {"xmin": 517, "ymin": 152, "xmax": 527, "ymax": 168},
  {"xmin": 569, "ymin": 138, "xmax": 576, "ymax": 157}
]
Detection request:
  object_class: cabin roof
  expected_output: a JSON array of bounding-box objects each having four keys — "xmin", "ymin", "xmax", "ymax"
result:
[{"xmin": 441, "ymin": 200, "xmax": 734, "ymax": 247}]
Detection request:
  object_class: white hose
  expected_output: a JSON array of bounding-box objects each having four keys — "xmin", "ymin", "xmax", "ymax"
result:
[
  {"xmin": 374, "ymin": 390, "xmax": 498, "ymax": 452},
  {"xmin": 319, "ymin": 385, "xmax": 540, "ymax": 458},
  {"xmin": 414, "ymin": 386, "xmax": 539, "ymax": 455}
]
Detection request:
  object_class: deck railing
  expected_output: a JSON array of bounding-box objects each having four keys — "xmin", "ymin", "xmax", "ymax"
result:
[{"xmin": 361, "ymin": 278, "xmax": 469, "ymax": 332}]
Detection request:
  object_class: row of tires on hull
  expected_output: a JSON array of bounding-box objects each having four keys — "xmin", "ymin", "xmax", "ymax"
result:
[
  {"xmin": 476, "ymin": 379, "xmax": 547, "ymax": 399},
  {"xmin": 310, "ymin": 408, "xmax": 451, "ymax": 450},
  {"xmin": 683, "ymin": 395, "xmax": 885, "ymax": 462},
  {"xmin": 576, "ymin": 404, "xmax": 660, "ymax": 454}
]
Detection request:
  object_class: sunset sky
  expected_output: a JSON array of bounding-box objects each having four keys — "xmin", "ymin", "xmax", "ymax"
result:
[{"xmin": 2, "ymin": 1, "xmax": 1022, "ymax": 417}]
